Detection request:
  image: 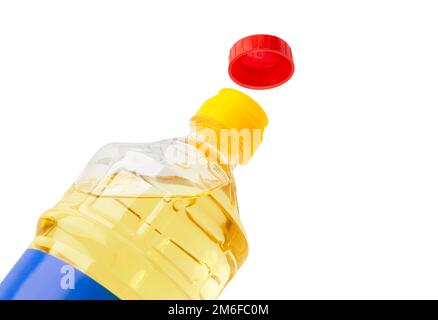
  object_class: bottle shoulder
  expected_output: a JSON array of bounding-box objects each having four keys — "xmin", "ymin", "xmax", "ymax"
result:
[{"xmin": 75, "ymin": 139, "xmax": 234, "ymax": 198}]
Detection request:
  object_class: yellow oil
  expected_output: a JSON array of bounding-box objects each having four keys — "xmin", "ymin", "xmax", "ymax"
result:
[{"xmin": 31, "ymin": 170, "xmax": 248, "ymax": 300}]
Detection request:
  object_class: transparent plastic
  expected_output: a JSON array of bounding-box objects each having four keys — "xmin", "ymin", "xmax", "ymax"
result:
[{"xmin": 32, "ymin": 133, "xmax": 248, "ymax": 299}]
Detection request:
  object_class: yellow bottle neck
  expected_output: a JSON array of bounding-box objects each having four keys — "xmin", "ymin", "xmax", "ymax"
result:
[{"xmin": 189, "ymin": 88, "xmax": 268, "ymax": 167}]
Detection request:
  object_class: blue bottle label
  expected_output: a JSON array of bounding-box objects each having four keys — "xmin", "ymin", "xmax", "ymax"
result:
[{"xmin": 0, "ymin": 249, "xmax": 119, "ymax": 300}]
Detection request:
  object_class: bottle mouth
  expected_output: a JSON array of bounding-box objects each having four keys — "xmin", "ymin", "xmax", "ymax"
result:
[
  {"xmin": 190, "ymin": 89, "xmax": 268, "ymax": 165},
  {"xmin": 192, "ymin": 88, "xmax": 268, "ymax": 132}
]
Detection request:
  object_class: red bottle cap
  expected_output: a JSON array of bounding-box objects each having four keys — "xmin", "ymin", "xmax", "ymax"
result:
[{"xmin": 228, "ymin": 34, "xmax": 294, "ymax": 89}]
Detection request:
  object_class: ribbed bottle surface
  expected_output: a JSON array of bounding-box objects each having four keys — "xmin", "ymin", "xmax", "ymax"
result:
[{"xmin": 32, "ymin": 140, "xmax": 248, "ymax": 299}]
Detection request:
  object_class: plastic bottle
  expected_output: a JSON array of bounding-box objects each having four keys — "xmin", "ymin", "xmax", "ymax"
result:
[{"xmin": 0, "ymin": 88, "xmax": 268, "ymax": 300}]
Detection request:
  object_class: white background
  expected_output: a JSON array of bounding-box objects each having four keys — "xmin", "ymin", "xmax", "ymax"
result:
[{"xmin": 1, "ymin": 1, "xmax": 438, "ymax": 300}]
